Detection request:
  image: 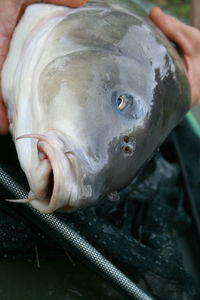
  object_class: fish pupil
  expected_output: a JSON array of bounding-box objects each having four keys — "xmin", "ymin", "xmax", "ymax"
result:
[
  {"xmin": 117, "ymin": 95, "xmax": 128, "ymax": 110},
  {"xmin": 117, "ymin": 96, "xmax": 123, "ymax": 107}
]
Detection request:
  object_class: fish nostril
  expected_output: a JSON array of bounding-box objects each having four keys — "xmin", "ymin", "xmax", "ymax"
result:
[
  {"xmin": 121, "ymin": 136, "xmax": 136, "ymax": 156},
  {"xmin": 123, "ymin": 136, "xmax": 129, "ymax": 143},
  {"xmin": 122, "ymin": 144, "xmax": 134, "ymax": 154}
]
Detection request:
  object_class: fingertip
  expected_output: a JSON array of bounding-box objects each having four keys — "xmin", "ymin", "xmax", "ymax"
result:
[
  {"xmin": 61, "ymin": 0, "xmax": 88, "ymax": 8},
  {"xmin": 74, "ymin": 0, "xmax": 88, "ymax": 7},
  {"xmin": 149, "ymin": 7, "xmax": 162, "ymax": 20},
  {"xmin": 43, "ymin": 0, "xmax": 88, "ymax": 8},
  {"xmin": 149, "ymin": 6, "xmax": 177, "ymax": 41},
  {"xmin": 149, "ymin": 7, "xmax": 165, "ymax": 27}
]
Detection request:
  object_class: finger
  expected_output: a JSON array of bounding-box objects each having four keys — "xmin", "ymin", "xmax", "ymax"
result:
[
  {"xmin": 0, "ymin": 33, "xmax": 10, "ymax": 70},
  {"xmin": 149, "ymin": 7, "xmax": 194, "ymax": 56},
  {"xmin": 47, "ymin": 0, "xmax": 88, "ymax": 7},
  {"xmin": 0, "ymin": 32, "xmax": 11, "ymax": 135},
  {"xmin": 0, "ymin": 97, "xmax": 9, "ymax": 135},
  {"xmin": 29, "ymin": 0, "xmax": 88, "ymax": 8}
]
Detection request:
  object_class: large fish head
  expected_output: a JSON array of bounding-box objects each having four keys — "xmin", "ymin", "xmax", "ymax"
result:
[
  {"xmin": 8, "ymin": 4, "xmax": 190, "ymax": 213},
  {"xmin": 27, "ymin": 32, "xmax": 189, "ymax": 213}
]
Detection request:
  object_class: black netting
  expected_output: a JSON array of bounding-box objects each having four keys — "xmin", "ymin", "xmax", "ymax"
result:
[{"xmin": 0, "ymin": 119, "xmax": 199, "ymax": 299}]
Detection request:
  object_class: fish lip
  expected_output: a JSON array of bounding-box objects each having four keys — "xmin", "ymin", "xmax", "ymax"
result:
[
  {"xmin": 36, "ymin": 140, "xmax": 79, "ymax": 213},
  {"xmin": 17, "ymin": 132, "xmax": 80, "ymax": 213}
]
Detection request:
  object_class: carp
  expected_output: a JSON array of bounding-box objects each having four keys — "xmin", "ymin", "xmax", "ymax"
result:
[{"xmin": 1, "ymin": 0, "xmax": 190, "ymax": 213}]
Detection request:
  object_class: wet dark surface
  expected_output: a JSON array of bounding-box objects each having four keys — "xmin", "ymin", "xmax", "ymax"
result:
[{"xmin": 0, "ymin": 256, "xmax": 124, "ymax": 300}]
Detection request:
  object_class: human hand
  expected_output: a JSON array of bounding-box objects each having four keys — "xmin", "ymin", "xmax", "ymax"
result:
[
  {"xmin": 149, "ymin": 7, "xmax": 200, "ymax": 107},
  {"xmin": 0, "ymin": 0, "xmax": 88, "ymax": 135}
]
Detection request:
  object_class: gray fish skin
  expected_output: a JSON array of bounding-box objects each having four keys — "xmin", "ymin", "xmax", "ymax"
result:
[{"xmin": 1, "ymin": 1, "xmax": 190, "ymax": 213}]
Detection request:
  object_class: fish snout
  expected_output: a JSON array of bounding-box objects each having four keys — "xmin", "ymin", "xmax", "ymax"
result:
[{"xmin": 17, "ymin": 133, "xmax": 80, "ymax": 213}]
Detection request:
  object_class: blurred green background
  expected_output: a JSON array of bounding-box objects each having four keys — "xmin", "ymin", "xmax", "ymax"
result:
[{"xmin": 145, "ymin": 0, "xmax": 191, "ymax": 19}]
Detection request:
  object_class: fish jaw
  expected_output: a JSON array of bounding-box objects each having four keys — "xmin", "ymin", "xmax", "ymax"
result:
[{"xmin": 17, "ymin": 132, "xmax": 80, "ymax": 213}]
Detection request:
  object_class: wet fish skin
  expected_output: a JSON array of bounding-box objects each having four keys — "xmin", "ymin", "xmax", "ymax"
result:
[{"xmin": 1, "ymin": 1, "xmax": 190, "ymax": 213}]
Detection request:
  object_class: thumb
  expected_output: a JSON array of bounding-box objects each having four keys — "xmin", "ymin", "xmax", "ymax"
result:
[{"xmin": 149, "ymin": 7, "xmax": 193, "ymax": 56}]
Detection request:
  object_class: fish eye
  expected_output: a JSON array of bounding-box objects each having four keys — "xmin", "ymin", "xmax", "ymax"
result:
[
  {"xmin": 112, "ymin": 92, "xmax": 146, "ymax": 121},
  {"xmin": 117, "ymin": 95, "xmax": 129, "ymax": 111}
]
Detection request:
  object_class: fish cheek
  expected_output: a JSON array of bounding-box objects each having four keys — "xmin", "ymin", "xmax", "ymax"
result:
[{"xmin": 102, "ymin": 134, "xmax": 135, "ymax": 192}]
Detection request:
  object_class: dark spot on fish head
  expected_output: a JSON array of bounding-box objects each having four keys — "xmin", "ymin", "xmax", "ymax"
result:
[{"xmin": 121, "ymin": 136, "xmax": 136, "ymax": 156}]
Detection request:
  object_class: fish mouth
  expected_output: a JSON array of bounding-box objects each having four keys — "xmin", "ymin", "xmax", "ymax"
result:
[{"xmin": 16, "ymin": 133, "xmax": 79, "ymax": 213}]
